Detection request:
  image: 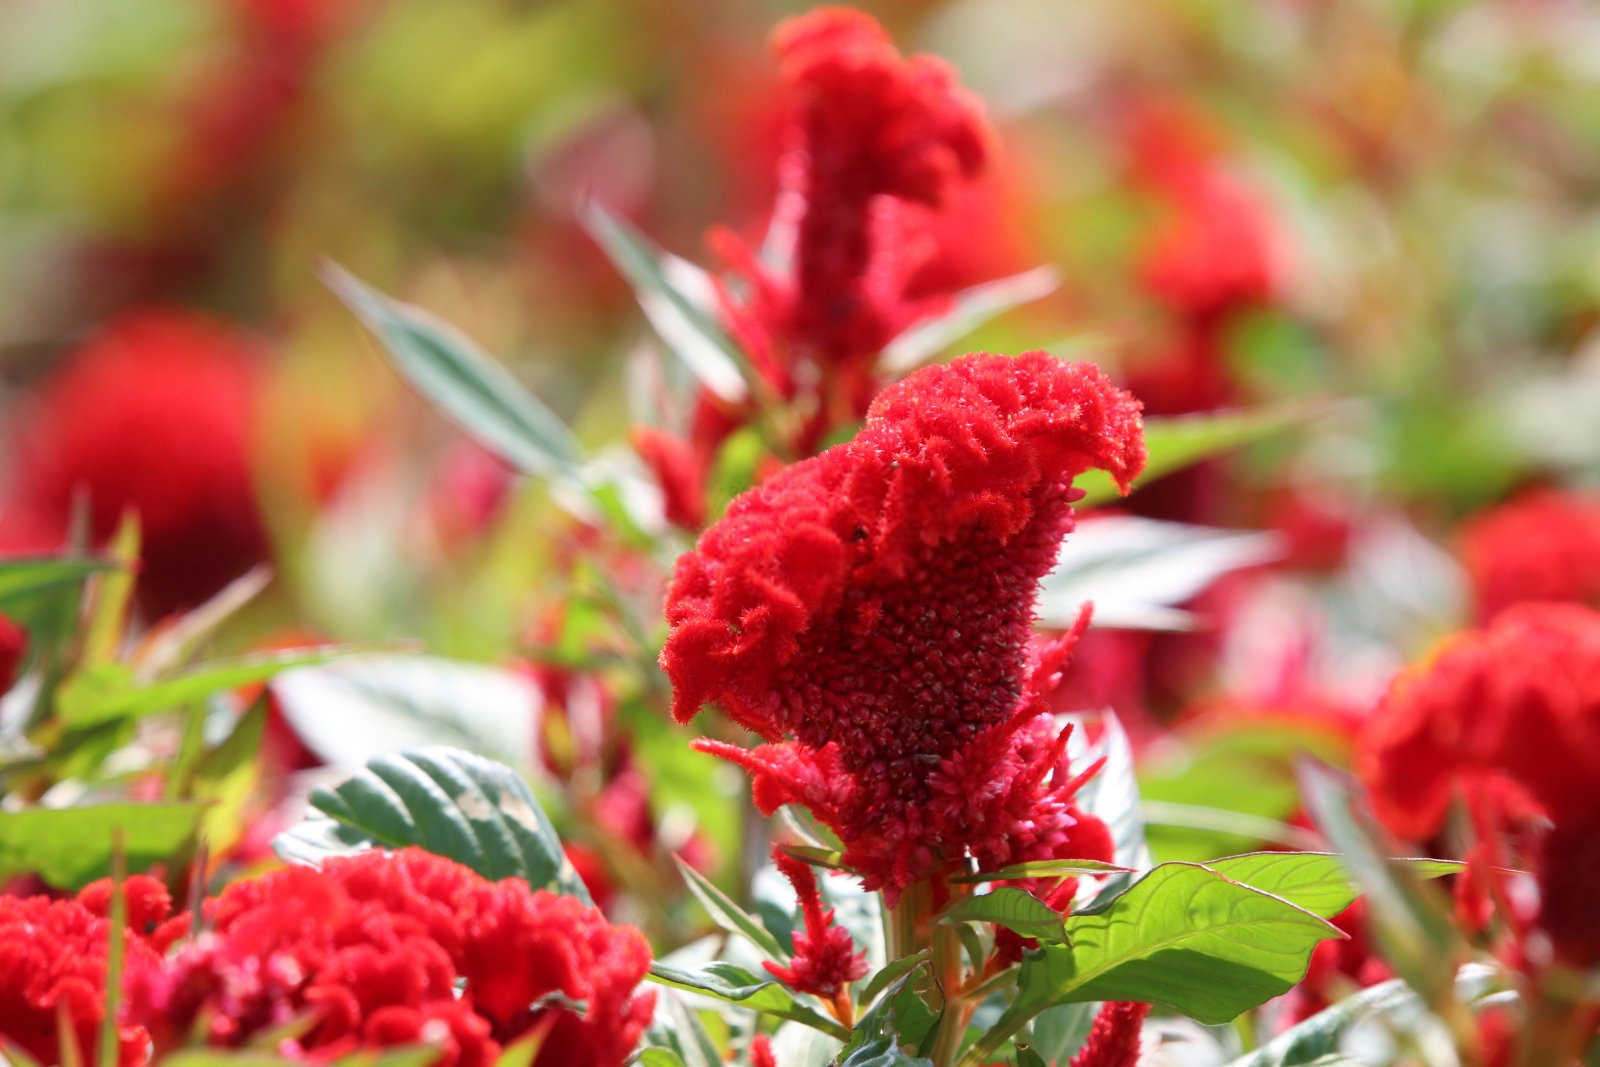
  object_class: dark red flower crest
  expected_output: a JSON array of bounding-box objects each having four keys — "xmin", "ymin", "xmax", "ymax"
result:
[{"xmin": 662, "ymin": 353, "xmax": 1144, "ymax": 892}]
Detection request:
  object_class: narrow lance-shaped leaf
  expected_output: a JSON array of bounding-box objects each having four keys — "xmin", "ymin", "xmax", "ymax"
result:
[
  {"xmin": 881, "ymin": 265, "xmax": 1060, "ymax": 374},
  {"xmin": 272, "ymin": 746, "xmax": 589, "ymax": 902},
  {"xmin": 582, "ymin": 201, "xmax": 753, "ymax": 403},
  {"xmin": 938, "ymin": 887, "xmax": 1066, "ymax": 942},
  {"xmin": 324, "ymin": 264, "xmax": 586, "ymax": 484},
  {"xmin": 1074, "ymin": 403, "xmax": 1325, "ymax": 509},
  {"xmin": 647, "ymin": 961, "xmax": 850, "ymax": 1040}
]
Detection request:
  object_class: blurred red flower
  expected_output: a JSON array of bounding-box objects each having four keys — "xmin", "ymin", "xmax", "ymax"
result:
[
  {"xmin": 2, "ymin": 309, "xmax": 268, "ymax": 620},
  {"xmin": 1458, "ymin": 489, "xmax": 1600, "ymax": 621},
  {"xmin": 662, "ymin": 352, "xmax": 1144, "ymax": 894}
]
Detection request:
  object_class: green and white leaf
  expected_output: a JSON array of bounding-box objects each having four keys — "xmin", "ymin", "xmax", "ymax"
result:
[
  {"xmin": 1038, "ymin": 517, "xmax": 1283, "ymax": 632},
  {"xmin": 881, "ymin": 265, "xmax": 1060, "ymax": 374},
  {"xmin": 273, "ymin": 745, "xmax": 588, "ymax": 901},
  {"xmin": 271, "ymin": 655, "xmax": 539, "ymax": 770}
]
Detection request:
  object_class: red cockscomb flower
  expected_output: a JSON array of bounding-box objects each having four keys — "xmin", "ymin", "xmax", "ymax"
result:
[
  {"xmin": 1458, "ymin": 489, "xmax": 1600, "ymax": 621},
  {"xmin": 1358, "ymin": 602, "xmax": 1600, "ymax": 844},
  {"xmin": 127, "ymin": 848, "xmax": 652, "ymax": 1067},
  {"xmin": 2, "ymin": 309, "xmax": 267, "ymax": 619},
  {"xmin": 662, "ymin": 352, "xmax": 1144, "ymax": 894},
  {"xmin": 0, "ymin": 878, "xmax": 176, "ymax": 1067}
]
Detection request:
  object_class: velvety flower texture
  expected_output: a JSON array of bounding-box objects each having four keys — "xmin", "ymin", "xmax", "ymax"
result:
[
  {"xmin": 662, "ymin": 353, "xmax": 1145, "ymax": 893},
  {"xmin": 1069, "ymin": 1001, "xmax": 1149, "ymax": 1067},
  {"xmin": 1458, "ymin": 489, "xmax": 1600, "ymax": 621},
  {"xmin": 2, "ymin": 309, "xmax": 267, "ymax": 619},
  {"xmin": 125, "ymin": 848, "xmax": 654, "ymax": 1067}
]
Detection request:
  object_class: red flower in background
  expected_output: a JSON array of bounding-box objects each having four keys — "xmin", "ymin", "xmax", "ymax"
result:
[
  {"xmin": 1458, "ymin": 489, "xmax": 1600, "ymax": 622},
  {"xmin": 1069, "ymin": 1001, "xmax": 1148, "ymax": 1067},
  {"xmin": 662, "ymin": 352, "xmax": 1144, "ymax": 894},
  {"xmin": 1358, "ymin": 602, "xmax": 1600, "ymax": 842},
  {"xmin": 125, "ymin": 848, "xmax": 653, "ymax": 1067},
  {"xmin": 2, "ymin": 309, "xmax": 268, "ymax": 620}
]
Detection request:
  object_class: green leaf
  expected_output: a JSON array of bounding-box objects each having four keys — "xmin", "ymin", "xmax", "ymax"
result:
[
  {"xmin": 1296, "ymin": 762, "xmax": 1466, "ymax": 1006},
  {"xmin": 634, "ymin": 1050, "xmax": 689, "ymax": 1067},
  {"xmin": 857, "ymin": 951, "xmax": 931, "ymax": 1010},
  {"xmin": 881, "ymin": 266, "xmax": 1060, "ymax": 374},
  {"xmin": 674, "ymin": 854, "xmax": 790, "ymax": 962},
  {"xmin": 0, "ymin": 803, "xmax": 202, "ymax": 888},
  {"xmin": 1224, "ymin": 964, "xmax": 1507, "ymax": 1067},
  {"xmin": 0, "ymin": 556, "xmax": 112, "ymax": 607},
  {"xmin": 1208, "ymin": 851, "xmax": 1461, "ymax": 921},
  {"xmin": 1023, "ymin": 1003, "xmax": 1097, "ymax": 1067},
  {"xmin": 643, "ymin": 989, "xmax": 722, "ymax": 1067},
  {"xmin": 59, "ymin": 647, "xmax": 353, "ymax": 726},
  {"xmin": 272, "ymin": 746, "xmax": 588, "ymax": 901},
  {"xmin": 1037, "ymin": 517, "xmax": 1282, "ymax": 632},
  {"xmin": 647, "ymin": 962, "xmax": 849, "ymax": 1040},
  {"xmin": 967, "ymin": 862, "xmax": 1345, "ymax": 1061},
  {"xmin": 1075, "ymin": 403, "xmax": 1323, "ymax": 509},
  {"xmin": 938, "ymin": 888, "xmax": 1065, "ymax": 943},
  {"xmin": 157, "ymin": 1047, "xmax": 439, "ymax": 1067},
  {"xmin": 1052, "ymin": 863, "xmax": 1342, "ymax": 1020},
  {"xmin": 581, "ymin": 202, "xmax": 753, "ymax": 404},
  {"xmin": 952, "ymin": 858, "xmax": 1130, "ymax": 884},
  {"xmin": 324, "ymin": 263, "xmax": 585, "ymax": 482},
  {"xmin": 838, "ymin": 973, "xmax": 935, "ymax": 1067}
]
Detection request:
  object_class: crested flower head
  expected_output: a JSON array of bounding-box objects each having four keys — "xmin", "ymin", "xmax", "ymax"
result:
[
  {"xmin": 2, "ymin": 309, "xmax": 267, "ymax": 619},
  {"xmin": 662, "ymin": 352, "xmax": 1144, "ymax": 893}
]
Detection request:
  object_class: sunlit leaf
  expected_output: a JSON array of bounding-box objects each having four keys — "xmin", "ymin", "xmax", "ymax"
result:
[
  {"xmin": 881, "ymin": 266, "xmax": 1060, "ymax": 374},
  {"xmin": 647, "ymin": 962, "xmax": 849, "ymax": 1039},
  {"xmin": 0, "ymin": 803, "xmax": 202, "ymax": 888},
  {"xmin": 938, "ymin": 887, "xmax": 1065, "ymax": 942},
  {"xmin": 58, "ymin": 647, "xmax": 352, "ymax": 726}
]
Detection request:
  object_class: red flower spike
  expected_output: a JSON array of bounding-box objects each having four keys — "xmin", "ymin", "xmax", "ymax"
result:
[
  {"xmin": 749, "ymin": 1034, "xmax": 778, "ymax": 1067},
  {"xmin": 664, "ymin": 353, "xmax": 1142, "ymax": 894},
  {"xmin": 763, "ymin": 848, "xmax": 868, "ymax": 998},
  {"xmin": 1458, "ymin": 489, "xmax": 1600, "ymax": 621},
  {"xmin": 1069, "ymin": 1001, "xmax": 1149, "ymax": 1067},
  {"xmin": 1358, "ymin": 602, "xmax": 1600, "ymax": 843}
]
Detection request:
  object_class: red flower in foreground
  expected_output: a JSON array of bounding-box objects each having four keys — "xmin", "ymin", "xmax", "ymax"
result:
[
  {"xmin": 764, "ymin": 848, "xmax": 868, "ymax": 1000},
  {"xmin": 1458, "ymin": 489, "xmax": 1600, "ymax": 621},
  {"xmin": 1358, "ymin": 602, "xmax": 1600, "ymax": 843},
  {"xmin": 0, "ymin": 876, "xmax": 175, "ymax": 1067},
  {"xmin": 662, "ymin": 353, "xmax": 1145, "ymax": 894},
  {"xmin": 2, "ymin": 309, "xmax": 267, "ymax": 619},
  {"xmin": 124, "ymin": 848, "xmax": 652, "ymax": 1067}
]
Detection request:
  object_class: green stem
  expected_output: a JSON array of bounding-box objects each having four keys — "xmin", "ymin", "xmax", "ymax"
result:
[{"xmin": 929, "ymin": 920, "xmax": 969, "ymax": 1066}]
